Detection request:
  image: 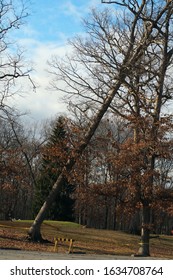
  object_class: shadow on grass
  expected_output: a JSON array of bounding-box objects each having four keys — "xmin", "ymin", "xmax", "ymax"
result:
[{"xmin": 0, "ymin": 247, "xmax": 21, "ymax": 250}]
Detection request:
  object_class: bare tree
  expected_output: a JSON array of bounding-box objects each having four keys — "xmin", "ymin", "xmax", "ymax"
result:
[
  {"xmin": 29, "ymin": 0, "xmax": 173, "ymax": 255},
  {"xmin": 0, "ymin": 0, "xmax": 39, "ymax": 218},
  {"xmin": 0, "ymin": 0, "xmax": 34, "ymax": 120}
]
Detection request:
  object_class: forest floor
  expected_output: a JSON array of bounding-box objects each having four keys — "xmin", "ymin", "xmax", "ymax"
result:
[{"xmin": 0, "ymin": 220, "xmax": 173, "ymax": 259}]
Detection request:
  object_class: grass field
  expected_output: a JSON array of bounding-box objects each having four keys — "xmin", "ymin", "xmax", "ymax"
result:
[{"xmin": 0, "ymin": 220, "xmax": 173, "ymax": 258}]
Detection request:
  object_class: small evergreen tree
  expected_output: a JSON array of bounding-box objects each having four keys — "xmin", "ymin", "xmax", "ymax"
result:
[{"xmin": 33, "ymin": 116, "xmax": 75, "ymax": 221}]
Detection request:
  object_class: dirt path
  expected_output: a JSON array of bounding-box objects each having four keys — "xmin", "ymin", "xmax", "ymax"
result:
[{"xmin": 0, "ymin": 249, "xmax": 165, "ymax": 260}]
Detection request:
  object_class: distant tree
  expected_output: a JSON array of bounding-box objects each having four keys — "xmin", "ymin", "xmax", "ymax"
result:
[{"xmin": 33, "ymin": 116, "xmax": 75, "ymax": 221}]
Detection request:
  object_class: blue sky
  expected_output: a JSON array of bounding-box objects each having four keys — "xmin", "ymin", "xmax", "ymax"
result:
[
  {"xmin": 25, "ymin": 0, "xmax": 94, "ymax": 43},
  {"xmin": 11, "ymin": 0, "xmax": 105, "ymax": 122},
  {"xmin": 29, "ymin": 1, "xmax": 89, "ymax": 42}
]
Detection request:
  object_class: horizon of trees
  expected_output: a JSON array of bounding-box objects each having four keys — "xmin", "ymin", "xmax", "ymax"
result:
[{"xmin": 1, "ymin": 114, "xmax": 173, "ymax": 236}]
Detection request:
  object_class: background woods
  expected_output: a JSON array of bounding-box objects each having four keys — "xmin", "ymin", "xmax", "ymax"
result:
[{"xmin": 1, "ymin": 114, "xmax": 173, "ymax": 237}]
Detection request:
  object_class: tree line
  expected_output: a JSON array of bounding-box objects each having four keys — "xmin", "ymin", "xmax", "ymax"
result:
[{"xmin": 1, "ymin": 114, "xmax": 173, "ymax": 233}]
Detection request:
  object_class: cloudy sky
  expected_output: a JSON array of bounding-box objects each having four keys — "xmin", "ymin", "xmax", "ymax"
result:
[{"xmin": 12, "ymin": 0, "xmax": 106, "ymax": 122}]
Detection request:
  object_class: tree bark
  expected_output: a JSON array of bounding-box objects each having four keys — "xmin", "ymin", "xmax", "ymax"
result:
[
  {"xmin": 137, "ymin": 204, "xmax": 150, "ymax": 256},
  {"xmin": 28, "ymin": 174, "xmax": 65, "ymax": 241}
]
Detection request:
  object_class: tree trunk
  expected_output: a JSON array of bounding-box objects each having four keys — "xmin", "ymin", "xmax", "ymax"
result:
[
  {"xmin": 137, "ymin": 204, "xmax": 150, "ymax": 256},
  {"xmin": 28, "ymin": 80, "xmax": 123, "ymax": 241},
  {"xmin": 28, "ymin": 174, "xmax": 66, "ymax": 241}
]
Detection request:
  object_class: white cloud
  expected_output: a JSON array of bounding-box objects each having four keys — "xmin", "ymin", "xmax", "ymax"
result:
[
  {"xmin": 20, "ymin": 24, "xmax": 39, "ymax": 38},
  {"xmin": 10, "ymin": 39, "xmax": 71, "ymax": 121},
  {"xmin": 60, "ymin": 0, "xmax": 101, "ymax": 22},
  {"xmin": 61, "ymin": 1, "xmax": 83, "ymax": 20}
]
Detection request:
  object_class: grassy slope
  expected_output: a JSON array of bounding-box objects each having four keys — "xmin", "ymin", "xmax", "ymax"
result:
[{"xmin": 0, "ymin": 220, "xmax": 173, "ymax": 258}]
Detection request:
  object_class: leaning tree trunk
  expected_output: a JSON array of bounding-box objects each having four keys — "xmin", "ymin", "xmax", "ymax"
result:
[
  {"xmin": 28, "ymin": 80, "xmax": 123, "ymax": 241},
  {"xmin": 28, "ymin": 174, "xmax": 66, "ymax": 241},
  {"xmin": 138, "ymin": 204, "xmax": 151, "ymax": 256}
]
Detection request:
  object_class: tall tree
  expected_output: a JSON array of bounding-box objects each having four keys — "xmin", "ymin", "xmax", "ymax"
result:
[
  {"xmin": 28, "ymin": 1, "xmax": 173, "ymax": 258},
  {"xmin": 0, "ymin": 0, "xmax": 36, "ymax": 219}
]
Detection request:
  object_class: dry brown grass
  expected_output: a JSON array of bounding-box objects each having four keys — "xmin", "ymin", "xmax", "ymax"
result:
[{"xmin": 0, "ymin": 220, "xmax": 173, "ymax": 258}]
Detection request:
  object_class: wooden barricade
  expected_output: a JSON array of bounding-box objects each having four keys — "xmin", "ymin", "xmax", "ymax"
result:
[{"xmin": 54, "ymin": 237, "xmax": 74, "ymax": 254}]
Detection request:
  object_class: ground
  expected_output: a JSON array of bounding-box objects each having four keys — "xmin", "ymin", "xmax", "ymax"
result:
[{"xmin": 0, "ymin": 220, "xmax": 173, "ymax": 259}]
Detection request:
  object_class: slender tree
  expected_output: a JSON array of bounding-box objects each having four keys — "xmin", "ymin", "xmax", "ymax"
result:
[{"xmin": 0, "ymin": 0, "xmax": 37, "ymax": 219}]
